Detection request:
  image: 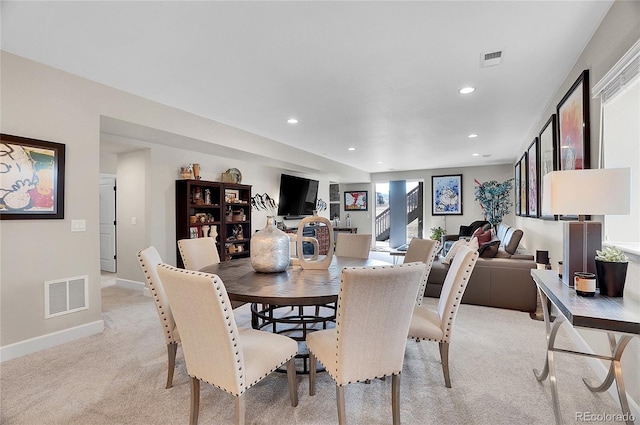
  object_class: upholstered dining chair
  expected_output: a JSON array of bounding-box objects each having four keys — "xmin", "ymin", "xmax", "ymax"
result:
[
  {"xmin": 157, "ymin": 264, "xmax": 299, "ymax": 425},
  {"xmin": 306, "ymin": 262, "xmax": 427, "ymax": 425},
  {"xmin": 334, "ymin": 233, "xmax": 372, "ymax": 259},
  {"xmin": 177, "ymin": 236, "xmax": 220, "ymax": 270},
  {"xmin": 402, "ymin": 237, "xmax": 441, "ymax": 306},
  {"xmin": 408, "ymin": 245, "xmax": 479, "ymax": 388},
  {"xmin": 136, "ymin": 246, "xmax": 180, "ymax": 389}
]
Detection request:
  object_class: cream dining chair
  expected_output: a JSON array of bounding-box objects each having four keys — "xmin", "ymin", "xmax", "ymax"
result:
[
  {"xmin": 408, "ymin": 245, "xmax": 479, "ymax": 388},
  {"xmin": 157, "ymin": 264, "xmax": 298, "ymax": 425},
  {"xmin": 136, "ymin": 246, "xmax": 181, "ymax": 389},
  {"xmin": 334, "ymin": 233, "xmax": 372, "ymax": 259},
  {"xmin": 306, "ymin": 262, "xmax": 427, "ymax": 425},
  {"xmin": 177, "ymin": 236, "xmax": 220, "ymax": 270},
  {"xmin": 402, "ymin": 237, "xmax": 440, "ymax": 306}
]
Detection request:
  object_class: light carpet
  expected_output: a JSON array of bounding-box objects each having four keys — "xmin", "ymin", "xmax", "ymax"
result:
[{"xmin": 0, "ymin": 284, "xmax": 624, "ymax": 424}]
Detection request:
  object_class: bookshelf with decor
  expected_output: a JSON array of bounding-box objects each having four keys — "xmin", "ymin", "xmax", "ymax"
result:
[
  {"xmin": 176, "ymin": 180, "xmax": 252, "ymax": 265},
  {"xmin": 222, "ymin": 183, "xmax": 252, "ymax": 261}
]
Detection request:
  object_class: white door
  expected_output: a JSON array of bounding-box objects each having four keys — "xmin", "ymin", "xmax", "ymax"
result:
[{"xmin": 99, "ymin": 176, "xmax": 117, "ymax": 272}]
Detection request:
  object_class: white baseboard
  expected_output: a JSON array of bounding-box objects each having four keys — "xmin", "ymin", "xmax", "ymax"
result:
[
  {"xmin": 566, "ymin": 325, "xmax": 640, "ymax": 420},
  {"xmin": 0, "ymin": 320, "xmax": 104, "ymax": 363},
  {"xmin": 115, "ymin": 278, "xmax": 150, "ymax": 296}
]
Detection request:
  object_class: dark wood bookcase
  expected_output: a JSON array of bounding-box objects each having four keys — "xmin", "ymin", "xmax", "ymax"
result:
[{"xmin": 175, "ymin": 180, "xmax": 252, "ymax": 266}]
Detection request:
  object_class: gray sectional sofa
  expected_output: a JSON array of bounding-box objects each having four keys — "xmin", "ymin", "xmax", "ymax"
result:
[{"xmin": 425, "ymin": 223, "xmax": 537, "ymax": 312}]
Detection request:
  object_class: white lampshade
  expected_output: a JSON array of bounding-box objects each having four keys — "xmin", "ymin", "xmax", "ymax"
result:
[{"xmin": 541, "ymin": 168, "xmax": 631, "ymax": 216}]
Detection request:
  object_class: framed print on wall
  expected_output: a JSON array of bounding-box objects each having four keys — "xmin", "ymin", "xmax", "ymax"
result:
[
  {"xmin": 519, "ymin": 153, "xmax": 528, "ymax": 217},
  {"xmin": 514, "ymin": 162, "xmax": 521, "ymax": 216},
  {"xmin": 557, "ymin": 70, "xmax": 590, "ymax": 172},
  {"xmin": 539, "ymin": 115, "xmax": 558, "ymax": 220},
  {"xmin": 557, "ymin": 69, "xmax": 590, "ymax": 220},
  {"xmin": 527, "ymin": 138, "xmax": 539, "ymax": 218},
  {"xmin": 0, "ymin": 133, "xmax": 65, "ymax": 219},
  {"xmin": 432, "ymin": 174, "xmax": 463, "ymax": 215},
  {"xmin": 344, "ymin": 190, "xmax": 368, "ymax": 211}
]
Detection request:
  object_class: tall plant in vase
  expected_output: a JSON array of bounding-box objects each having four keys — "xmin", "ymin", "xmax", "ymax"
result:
[{"xmin": 474, "ymin": 179, "xmax": 514, "ymax": 227}]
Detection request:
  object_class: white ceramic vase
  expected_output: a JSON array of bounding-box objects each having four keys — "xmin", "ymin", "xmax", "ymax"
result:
[{"xmin": 250, "ymin": 216, "xmax": 290, "ymax": 273}]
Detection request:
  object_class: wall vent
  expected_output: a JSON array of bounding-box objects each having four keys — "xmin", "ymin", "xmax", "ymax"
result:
[
  {"xmin": 481, "ymin": 50, "xmax": 504, "ymax": 67},
  {"xmin": 45, "ymin": 275, "xmax": 89, "ymax": 318}
]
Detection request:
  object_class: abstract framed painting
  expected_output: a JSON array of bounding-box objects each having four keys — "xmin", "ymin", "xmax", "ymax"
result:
[
  {"xmin": 557, "ymin": 70, "xmax": 590, "ymax": 173},
  {"xmin": 344, "ymin": 190, "xmax": 368, "ymax": 211},
  {"xmin": 519, "ymin": 153, "xmax": 528, "ymax": 217},
  {"xmin": 538, "ymin": 114, "xmax": 558, "ymax": 220},
  {"xmin": 432, "ymin": 174, "xmax": 463, "ymax": 215},
  {"xmin": 527, "ymin": 137, "xmax": 539, "ymax": 218},
  {"xmin": 0, "ymin": 133, "xmax": 65, "ymax": 219},
  {"xmin": 557, "ymin": 69, "xmax": 590, "ymax": 220},
  {"xmin": 514, "ymin": 161, "xmax": 521, "ymax": 216}
]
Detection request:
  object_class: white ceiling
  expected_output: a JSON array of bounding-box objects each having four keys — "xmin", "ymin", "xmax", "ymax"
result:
[{"xmin": 1, "ymin": 1, "xmax": 614, "ymax": 174}]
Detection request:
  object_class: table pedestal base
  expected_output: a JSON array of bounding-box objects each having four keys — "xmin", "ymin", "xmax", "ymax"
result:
[{"xmin": 250, "ymin": 303, "xmax": 336, "ymax": 374}]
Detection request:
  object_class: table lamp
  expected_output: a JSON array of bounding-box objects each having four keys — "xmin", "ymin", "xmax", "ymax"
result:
[{"xmin": 542, "ymin": 168, "xmax": 630, "ymax": 290}]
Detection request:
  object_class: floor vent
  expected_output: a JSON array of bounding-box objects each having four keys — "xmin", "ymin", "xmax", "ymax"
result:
[
  {"xmin": 481, "ymin": 50, "xmax": 504, "ymax": 67},
  {"xmin": 45, "ymin": 275, "xmax": 89, "ymax": 318}
]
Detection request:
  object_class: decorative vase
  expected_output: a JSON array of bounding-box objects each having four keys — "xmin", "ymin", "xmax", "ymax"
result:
[
  {"xmin": 595, "ymin": 260, "xmax": 628, "ymax": 297},
  {"xmin": 250, "ymin": 216, "xmax": 290, "ymax": 273},
  {"xmin": 297, "ymin": 211, "xmax": 334, "ymax": 270},
  {"xmin": 192, "ymin": 163, "xmax": 201, "ymax": 180}
]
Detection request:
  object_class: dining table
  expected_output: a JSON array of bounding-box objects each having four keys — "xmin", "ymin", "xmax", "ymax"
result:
[{"xmin": 200, "ymin": 255, "xmax": 390, "ymax": 372}]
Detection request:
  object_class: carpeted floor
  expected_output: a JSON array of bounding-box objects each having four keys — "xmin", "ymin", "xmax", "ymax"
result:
[{"xmin": 0, "ymin": 283, "xmax": 624, "ymax": 424}]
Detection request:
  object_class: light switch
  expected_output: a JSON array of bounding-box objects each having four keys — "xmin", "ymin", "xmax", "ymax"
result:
[{"xmin": 71, "ymin": 219, "xmax": 86, "ymax": 232}]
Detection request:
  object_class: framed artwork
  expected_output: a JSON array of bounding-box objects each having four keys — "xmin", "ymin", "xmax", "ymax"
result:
[
  {"xmin": 557, "ymin": 69, "xmax": 590, "ymax": 220},
  {"xmin": 189, "ymin": 227, "xmax": 199, "ymax": 238},
  {"xmin": 527, "ymin": 138, "xmax": 539, "ymax": 218},
  {"xmin": 344, "ymin": 190, "xmax": 368, "ymax": 211},
  {"xmin": 557, "ymin": 70, "xmax": 590, "ymax": 172},
  {"xmin": 519, "ymin": 153, "xmax": 528, "ymax": 217},
  {"xmin": 432, "ymin": 174, "xmax": 463, "ymax": 215},
  {"xmin": 514, "ymin": 162, "xmax": 521, "ymax": 216},
  {"xmin": 0, "ymin": 133, "xmax": 65, "ymax": 219},
  {"xmin": 539, "ymin": 115, "xmax": 558, "ymax": 220},
  {"xmin": 225, "ymin": 189, "xmax": 240, "ymax": 203}
]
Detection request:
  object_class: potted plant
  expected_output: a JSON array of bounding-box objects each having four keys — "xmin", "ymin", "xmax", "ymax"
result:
[
  {"xmin": 594, "ymin": 246, "xmax": 629, "ymax": 297},
  {"xmin": 430, "ymin": 226, "xmax": 446, "ymax": 241}
]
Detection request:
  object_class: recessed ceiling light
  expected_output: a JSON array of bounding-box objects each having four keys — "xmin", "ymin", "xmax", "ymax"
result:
[
  {"xmin": 287, "ymin": 118, "xmax": 298, "ymax": 124},
  {"xmin": 472, "ymin": 153, "xmax": 480, "ymax": 157},
  {"xmin": 468, "ymin": 134, "xmax": 478, "ymax": 138},
  {"xmin": 459, "ymin": 87, "xmax": 475, "ymax": 94},
  {"xmin": 348, "ymin": 147, "xmax": 356, "ymax": 151}
]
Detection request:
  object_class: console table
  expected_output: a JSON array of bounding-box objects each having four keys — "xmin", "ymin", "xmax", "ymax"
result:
[{"xmin": 530, "ymin": 269, "xmax": 639, "ymax": 425}]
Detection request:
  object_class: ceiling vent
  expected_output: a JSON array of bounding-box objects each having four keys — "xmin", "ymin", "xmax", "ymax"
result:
[{"xmin": 481, "ymin": 50, "xmax": 504, "ymax": 67}]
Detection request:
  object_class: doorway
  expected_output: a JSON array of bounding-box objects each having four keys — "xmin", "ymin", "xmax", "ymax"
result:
[{"xmin": 99, "ymin": 174, "xmax": 117, "ymax": 273}]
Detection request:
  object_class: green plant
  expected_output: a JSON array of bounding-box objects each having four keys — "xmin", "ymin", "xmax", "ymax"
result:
[
  {"xmin": 430, "ymin": 226, "xmax": 446, "ymax": 241},
  {"xmin": 474, "ymin": 179, "xmax": 513, "ymax": 227},
  {"xmin": 595, "ymin": 246, "xmax": 629, "ymax": 263}
]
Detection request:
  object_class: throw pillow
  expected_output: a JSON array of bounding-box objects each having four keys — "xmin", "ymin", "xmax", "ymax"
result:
[
  {"xmin": 442, "ymin": 239, "xmax": 467, "ymax": 265},
  {"xmin": 479, "ymin": 240, "xmax": 500, "ymax": 258},
  {"xmin": 475, "ymin": 229, "xmax": 492, "ymax": 244}
]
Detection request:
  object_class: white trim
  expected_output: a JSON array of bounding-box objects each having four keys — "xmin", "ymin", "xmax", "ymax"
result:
[
  {"xmin": 116, "ymin": 278, "xmax": 150, "ymax": 296},
  {"xmin": 0, "ymin": 320, "xmax": 104, "ymax": 363},
  {"xmin": 592, "ymin": 38, "xmax": 640, "ymax": 103}
]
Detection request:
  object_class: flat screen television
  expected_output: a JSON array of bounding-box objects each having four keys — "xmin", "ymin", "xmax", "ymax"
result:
[{"xmin": 277, "ymin": 174, "xmax": 319, "ymax": 218}]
